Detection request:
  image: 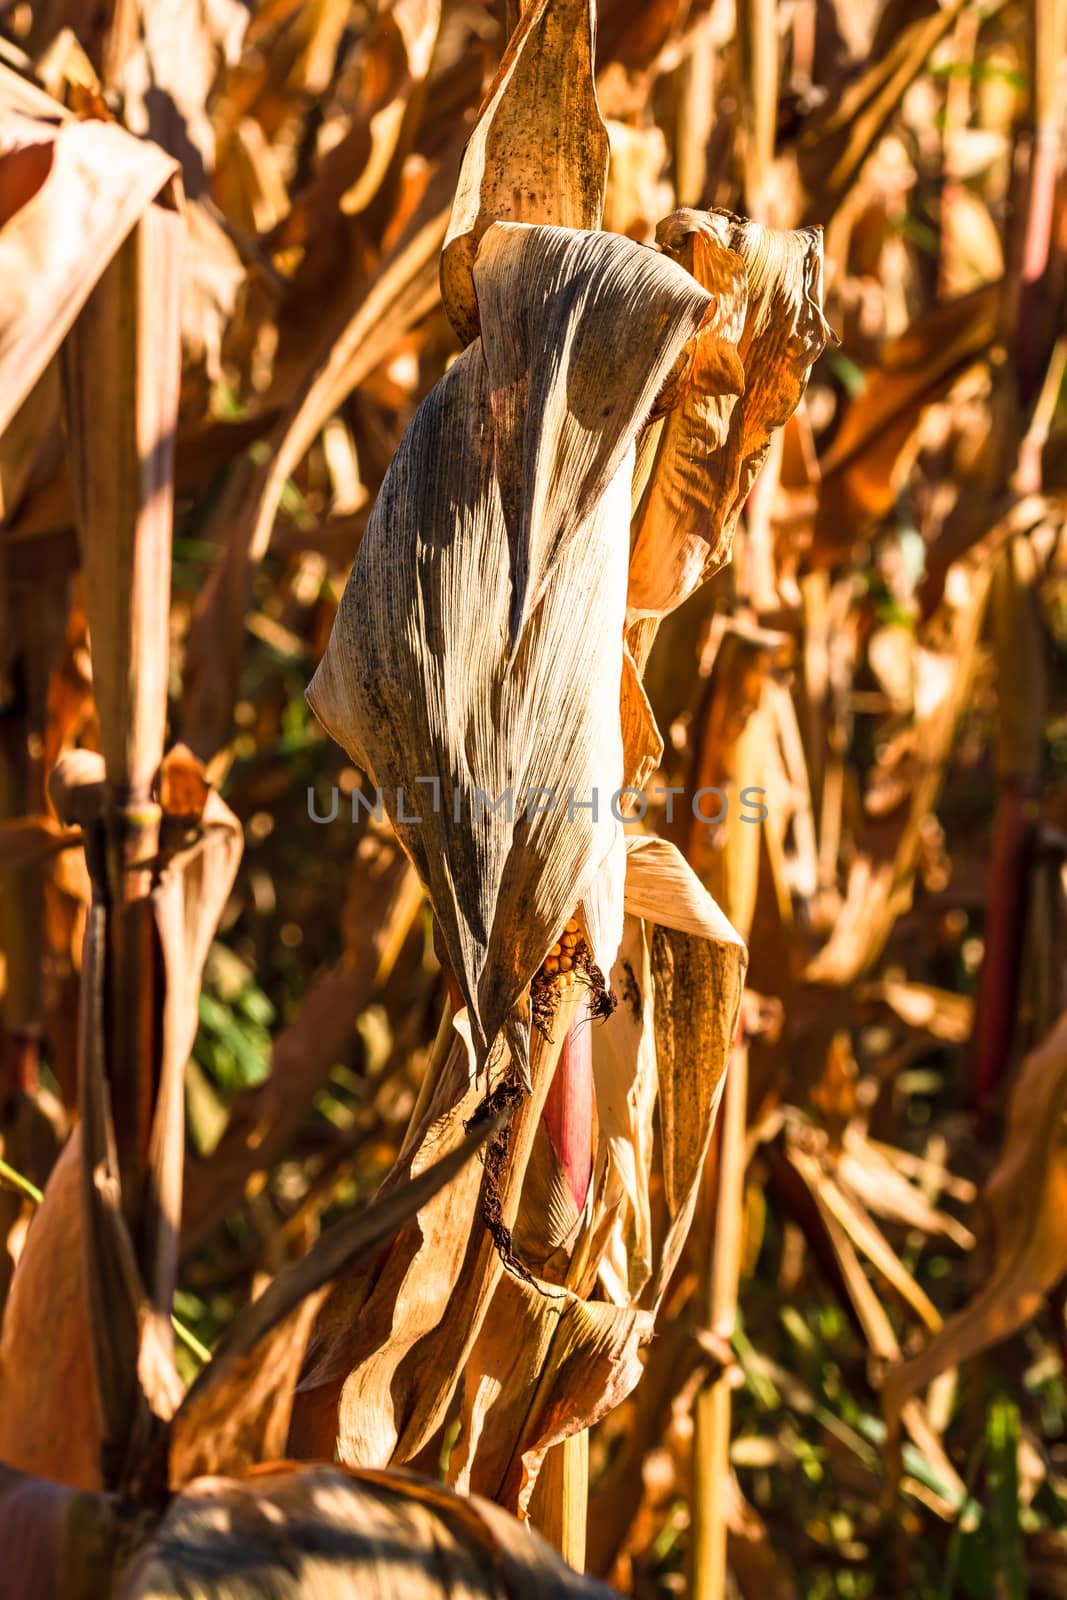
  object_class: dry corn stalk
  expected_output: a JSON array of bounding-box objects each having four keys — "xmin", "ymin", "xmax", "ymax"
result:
[{"xmin": 302, "ymin": 0, "xmax": 827, "ymax": 1531}]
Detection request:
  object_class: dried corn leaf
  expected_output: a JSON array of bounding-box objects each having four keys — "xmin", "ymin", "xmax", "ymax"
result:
[
  {"xmin": 0, "ymin": 71, "xmax": 178, "ymax": 437},
  {"xmin": 170, "ymin": 1112, "xmax": 500, "ymax": 1482},
  {"xmin": 818, "ymin": 285, "xmax": 999, "ymax": 534},
  {"xmin": 592, "ymin": 914, "xmax": 657, "ymax": 1301},
  {"xmin": 450, "ymin": 1267, "xmax": 650, "ymax": 1515},
  {"xmin": 474, "ymin": 222, "xmax": 714, "ymax": 638},
  {"xmin": 112, "ymin": 0, "xmax": 250, "ymax": 192},
  {"xmin": 628, "ymin": 207, "xmax": 832, "ymax": 620},
  {"xmin": 308, "ymin": 225, "xmax": 712, "ymax": 1072},
  {"xmin": 798, "ymin": 0, "xmax": 967, "ymax": 216},
  {"xmin": 440, "ymin": 0, "xmax": 609, "ymax": 345},
  {"xmin": 182, "ymin": 166, "xmax": 452, "ymax": 759},
  {"xmin": 619, "ymin": 645, "xmax": 662, "ymax": 791},
  {"xmin": 145, "ymin": 785, "xmax": 242, "ymax": 1321},
  {"xmin": 300, "ymin": 1001, "xmax": 580, "ymax": 1469},
  {"xmin": 626, "ymin": 838, "xmax": 746, "ymax": 1299},
  {"xmin": 883, "ymin": 1010, "xmax": 1067, "ymax": 1434},
  {"xmin": 0, "ymin": 1134, "xmax": 101, "ymax": 1490}
]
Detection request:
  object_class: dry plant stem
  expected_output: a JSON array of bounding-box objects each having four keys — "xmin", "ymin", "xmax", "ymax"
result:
[
  {"xmin": 690, "ymin": 1040, "xmax": 748, "ymax": 1600},
  {"xmin": 530, "ymin": 1428, "xmax": 589, "ymax": 1571},
  {"xmin": 60, "ymin": 200, "xmax": 182, "ymax": 1489},
  {"xmin": 63, "ymin": 206, "xmax": 180, "ymax": 1224},
  {"xmin": 737, "ymin": 0, "xmax": 778, "ymax": 214}
]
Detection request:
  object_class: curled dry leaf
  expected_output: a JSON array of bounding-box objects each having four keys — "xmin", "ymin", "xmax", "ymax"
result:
[
  {"xmin": 817, "ymin": 284, "xmax": 999, "ymax": 537},
  {"xmin": 0, "ymin": 67, "xmax": 178, "ymax": 436},
  {"xmin": 450, "ymin": 1269, "xmax": 651, "ymax": 1516},
  {"xmin": 615, "ymin": 836, "xmax": 746, "ymax": 1303},
  {"xmin": 440, "ymin": 0, "xmax": 609, "ymax": 346},
  {"xmin": 308, "ymin": 223, "xmax": 712, "ymax": 1075},
  {"xmin": 628, "ymin": 207, "xmax": 833, "ymax": 621},
  {"xmin": 474, "ymin": 221, "xmax": 717, "ymax": 639}
]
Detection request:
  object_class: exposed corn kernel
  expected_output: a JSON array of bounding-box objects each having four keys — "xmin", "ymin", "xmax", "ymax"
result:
[
  {"xmin": 543, "ymin": 956, "xmax": 560, "ymax": 974},
  {"xmin": 565, "ymin": 918, "xmax": 579, "ymax": 934},
  {"xmin": 559, "ymin": 955, "xmax": 573, "ymax": 972}
]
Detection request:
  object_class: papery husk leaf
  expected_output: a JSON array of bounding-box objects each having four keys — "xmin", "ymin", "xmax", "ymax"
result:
[
  {"xmin": 592, "ymin": 914, "xmax": 657, "ymax": 1303},
  {"xmin": 295, "ymin": 997, "xmax": 582, "ymax": 1469},
  {"xmin": 308, "ymin": 226, "xmax": 711, "ymax": 1071},
  {"xmin": 291, "ymin": 1026, "xmax": 489, "ymax": 1463},
  {"xmin": 628, "ymin": 207, "xmax": 833, "ymax": 621},
  {"xmin": 449, "ymin": 1265, "xmax": 651, "ymax": 1517},
  {"xmin": 619, "ymin": 645, "xmax": 663, "ymax": 792},
  {"xmin": 473, "ymin": 222, "xmax": 714, "ymax": 639},
  {"xmin": 440, "ymin": 0, "xmax": 609, "ymax": 345},
  {"xmin": 120, "ymin": 1463, "xmax": 621, "ymax": 1599},
  {"xmin": 622, "ymin": 836, "xmax": 746, "ymax": 1300},
  {"xmin": 170, "ymin": 1111, "xmax": 500, "ymax": 1484},
  {"xmin": 0, "ymin": 71, "xmax": 179, "ymax": 437},
  {"xmin": 514, "ymin": 998, "xmax": 596, "ymax": 1271}
]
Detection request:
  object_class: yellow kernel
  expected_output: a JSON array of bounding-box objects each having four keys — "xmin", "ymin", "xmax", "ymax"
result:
[
  {"xmin": 561, "ymin": 932, "xmax": 579, "ymax": 950},
  {"xmin": 550, "ymin": 942, "xmax": 562, "ymax": 958},
  {"xmin": 565, "ymin": 919, "xmax": 579, "ymax": 934},
  {"xmin": 543, "ymin": 956, "xmax": 560, "ymax": 975},
  {"xmin": 559, "ymin": 955, "xmax": 573, "ymax": 972}
]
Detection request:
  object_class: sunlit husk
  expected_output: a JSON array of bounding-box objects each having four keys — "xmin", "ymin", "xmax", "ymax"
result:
[
  {"xmin": 445, "ymin": 839, "xmax": 746, "ymax": 1515},
  {"xmin": 440, "ymin": 0, "xmax": 609, "ymax": 346},
  {"xmin": 308, "ymin": 224, "xmax": 713, "ymax": 1074},
  {"xmin": 628, "ymin": 207, "xmax": 834, "ymax": 621}
]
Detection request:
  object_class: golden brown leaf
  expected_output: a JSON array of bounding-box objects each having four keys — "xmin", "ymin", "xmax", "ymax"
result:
[{"xmin": 440, "ymin": 0, "xmax": 609, "ymax": 345}]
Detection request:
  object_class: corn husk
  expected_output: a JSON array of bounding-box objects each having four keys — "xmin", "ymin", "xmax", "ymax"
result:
[
  {"xmin": 308, "ymin": 223, "xmax": 713, "ymax": 1076},
  {"xmin": 628, "ymin": 207, "xmax": 834, "ymax": 621}
]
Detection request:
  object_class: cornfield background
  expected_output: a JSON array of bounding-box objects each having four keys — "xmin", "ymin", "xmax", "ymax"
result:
[{"xmin": 1, "ymin": 0, "xmax": 1066, "ymax": 1596}]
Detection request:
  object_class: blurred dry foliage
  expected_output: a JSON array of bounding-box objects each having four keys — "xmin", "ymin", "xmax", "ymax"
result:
[{"xmin": 0, "ymin": 0, "xmax": 1066, "ymax": 1597}]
